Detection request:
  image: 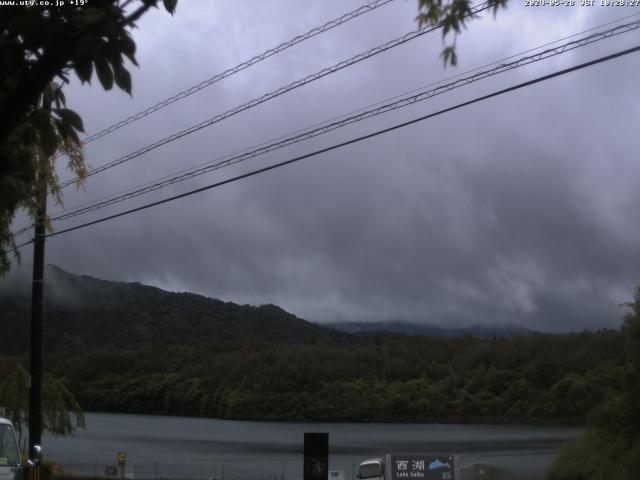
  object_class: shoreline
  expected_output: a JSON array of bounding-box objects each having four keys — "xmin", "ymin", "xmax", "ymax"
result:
[{"xmin": 75, "ymin": 409, "xmax": 586, "ymax": 428}]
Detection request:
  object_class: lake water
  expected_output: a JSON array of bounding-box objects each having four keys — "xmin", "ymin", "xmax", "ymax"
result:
[{"xmin": 43, "ymin": 413, "xmax": 581, "ymax": 480}]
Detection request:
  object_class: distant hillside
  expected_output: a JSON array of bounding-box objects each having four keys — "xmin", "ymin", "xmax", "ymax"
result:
[
  {"xmin": 0, "ymin": 265, "xmax": 345, "ymax": 355},
  {"xmin": 0, "ymin": 266, "xmax": 626, "ymax": 425},
  {"xmin": 325, "ymin": 320, "xmax": 533, "ymax": 338}
]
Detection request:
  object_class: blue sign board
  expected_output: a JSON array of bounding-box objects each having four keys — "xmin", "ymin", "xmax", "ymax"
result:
[{"xmin": 389, "ymin": 455, "xmax": 456, "ymax": 480}]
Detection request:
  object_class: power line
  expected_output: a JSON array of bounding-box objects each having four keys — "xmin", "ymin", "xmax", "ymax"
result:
[
  {"xmin": 48, "ymin": 18, "xmax": 640, "ymax": 223},
  {"xmin": 37, "ymin": 44, "xmax": 640, "ymax": 242},
  {"xmin": 58, "ymin": 1, "xmax": 495, "ymax": 190},
  {"xmin": 4, "ymin": 239, "xmax": 34, "ymax": 255},
  {"xmin": 77, "ymin": 0, "xmax": 397, "ymax": 146},
  {"xmin": 48, "ymin": 11, "xmax": 640, "ymax": 219},
  {"xmin": 46, "ymin": 8, "xmax": 640, "ymax": 220},
  {"xmin": 10, "ymin": 11, "xmax": 640, "ymax": 240},
  {"xmin": 11, "ymin": 225, "xmax": 33, "ymax": 238}
]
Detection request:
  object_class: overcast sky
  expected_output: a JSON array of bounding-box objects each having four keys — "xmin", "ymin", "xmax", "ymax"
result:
[{"xmin": 5, "ymin": 0, "xmax": 640, "ymax": 331}]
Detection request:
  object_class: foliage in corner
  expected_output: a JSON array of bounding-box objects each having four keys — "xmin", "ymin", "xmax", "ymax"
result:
[
  {"xmin": 547, "ymin": 286, "xmax": 640, "ymax": 480},
  {"xmin": 417, "ymin": 0, "xmax": 508, "ymax": 66},
  {"xmin": 0, "ymin": 83, "xmax": 86, "ymax": 273},
  {"xmin": 0, "ymin": 364, "xmax": 85, "ymax": 450},
  {"xmin": 0, "ymin": 0, "xmax": 178, "ymax": 274}
]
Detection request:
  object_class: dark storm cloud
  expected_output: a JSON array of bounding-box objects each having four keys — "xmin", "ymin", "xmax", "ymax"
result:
[{"xmin": 4, "ymin": 1, "xmax": 640, "ymax": 331}]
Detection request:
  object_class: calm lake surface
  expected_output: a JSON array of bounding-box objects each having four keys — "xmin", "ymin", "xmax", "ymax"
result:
[{"xmin": 43, "ymin": 413, "xmax": 581, "ymax": 480}]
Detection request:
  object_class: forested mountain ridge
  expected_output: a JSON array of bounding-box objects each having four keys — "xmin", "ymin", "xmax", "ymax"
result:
[
  {"xmin": 0, "ymin": 265, "xmax": 345, "ymax": 355},
  {"xmin": 0, "ymin": 266, "xmax": 627, "ymax": 426},
  {"xmin": 0, "ymin": 266, "xmax": 535, "ymax": 355},
  {"xmin": 327, "ymin": 320, "xmax": 533, "ymax": 338}
]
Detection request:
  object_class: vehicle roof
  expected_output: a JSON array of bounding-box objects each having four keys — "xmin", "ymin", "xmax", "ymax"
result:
[
  {"xmin": 0, "ymin": 417, "xmax": 13, "ymax": 425},
  {"xmin": 360, "ymin": 459, "xmax": 384, "ymax": 465}
]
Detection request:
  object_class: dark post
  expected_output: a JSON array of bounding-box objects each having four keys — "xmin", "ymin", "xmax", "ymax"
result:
[
  {"xmin": 28, "ymin": 178, "xmax": 47, "ymax": 459},
  {"xmin": 29, "ymin": 91, "xmax": 51, "ymax": 460},
  {"xmin": 304, "ymin": 433, "xmax": 329, "ymax": 480}
]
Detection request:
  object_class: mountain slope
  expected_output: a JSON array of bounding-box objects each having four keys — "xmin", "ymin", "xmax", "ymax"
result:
[
  {"xmin": 325, "ymin": 320, "xmax": 533, "ymax": 338},
  {"xmin": 0, "ymin": 265, "xmax": 344, "ymax": 355}
]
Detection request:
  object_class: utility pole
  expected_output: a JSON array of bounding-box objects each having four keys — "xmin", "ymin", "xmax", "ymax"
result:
[
  {"xmin": 29, "ymin": 94, "xmax": 50, "ymax": 460},
  {"xmin": 28, "ymin": 168, "xmax": 46, "ymax": 458}
]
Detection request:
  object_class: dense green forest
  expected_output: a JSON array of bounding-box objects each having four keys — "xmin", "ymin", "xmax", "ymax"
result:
[
  {"xmin": 0, "ymin": 266, "xmax": 628, "ymax": 425},
  {"xmin": 0, "ymin": 266, "xmax": 627, "ymax": 424},
  {"xmin": 0, "ymin": 330, "xmax": 624, "ymax": 424}
]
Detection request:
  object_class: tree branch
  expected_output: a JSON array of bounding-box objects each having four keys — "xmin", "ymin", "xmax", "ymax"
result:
[
  {"xmin": 0, "ymin": 45, "xmax": 70, "ymax": 150},
  {"xmin": 124, "ymin": 3, "xmax": 154, "ymax": 25}
]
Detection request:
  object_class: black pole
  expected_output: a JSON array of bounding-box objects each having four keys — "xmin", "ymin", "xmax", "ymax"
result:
[
  {"xmin": 28, "ymin": 183, "xmax": 46, "ymax": 458},
  {"xmin": 29, "ymin": 90, "xmax": 52, "ymax": 460}
]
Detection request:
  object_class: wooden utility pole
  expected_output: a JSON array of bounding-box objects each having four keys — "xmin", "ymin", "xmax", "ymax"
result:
[
  {"xmin": 29, "ymin": 95, "xmax": 50, "ymax": 459},
  {"xmin": 28, "ymin": 170, "xmax": 46, "ymax": 458}
]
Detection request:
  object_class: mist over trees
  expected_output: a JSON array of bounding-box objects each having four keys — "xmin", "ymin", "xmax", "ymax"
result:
[{"xmin": 0, "ymin": 267, "xmax": 628, "ymax": 426}]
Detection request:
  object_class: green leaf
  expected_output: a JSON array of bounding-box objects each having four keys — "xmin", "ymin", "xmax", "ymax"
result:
[
  {"xmin": 119, "ymin": 32, "xmax": 138, "ymax": 66},
  {"xmin": 113, "ymin": 63, "xmax": 132, "ymax": 95},
  {"xmin": 94, "ymin": 56, "xmax": 114, "ymax": 91},
  {"xmin": 163, "ymin": 0, "xmax": 178, "ymax": 14},
  {"xmin": 440, "ymin": 46, "xmax": 457, "ymax": 67},
  {"xmin": 74, "ymin": 60, "xmax": 93, "ymax": 84},
  {"xmin": 450, "ymin": 49, "xmax": 458, "ymax": 66},
  {"xmin": 72, "ymin": 35, "xmax": 96, "ymax": 84},
  {"xmin": 53, "ymin": 118, "xmax": 68, "ymax": 139},
  {"xmin": 57, "ymin": 88, "xmax": 66, "ymax": 108},
  {"xmin": 49, "ymin": 83, "xmax": 66, "ymax": 110},
  {"xmin": 443, "ymin": 19, "xmax": 451, "ymax": 37},
  {"xmin": 43, "ymin": 84, "xmax": 54, "ymax": 109},
  {"xmin": 55, "ymin": 117, "xmax": 81, "ymax": 145},
  {"xmin": 59, "ymin": 120, "xmax": 82, "ymax": 145},
  {"xmin": 55, "ymin": 108, "xmax": 85, "ymax": 133}
]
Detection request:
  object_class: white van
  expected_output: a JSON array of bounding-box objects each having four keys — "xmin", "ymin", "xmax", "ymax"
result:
[
  {"xmin": 0, "ymin": 417, "xmax": 21, "ymax": 480},
  {"xmin": 357, "ymin": 459, "xmax": 384, "ymax": 480}
]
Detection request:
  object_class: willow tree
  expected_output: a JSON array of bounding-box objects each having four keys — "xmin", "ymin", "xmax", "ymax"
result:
[{"xmin": 0, "ymin": 365, "xmax": 85, "ymax": 451}]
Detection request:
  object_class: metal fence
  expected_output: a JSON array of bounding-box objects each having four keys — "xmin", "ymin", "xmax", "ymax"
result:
[{"xmin": 53, "ymin": 460, "xmax": 316, "ymax": 480}]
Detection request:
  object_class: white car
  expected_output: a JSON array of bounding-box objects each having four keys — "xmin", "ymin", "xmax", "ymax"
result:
[
  {"xmin": 0, "ymin": 417, "xmax": 21, "ymax": 480},
  {"xmin": 357, "ymin": 459, "xmax": 384, "ymax": 480}
]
